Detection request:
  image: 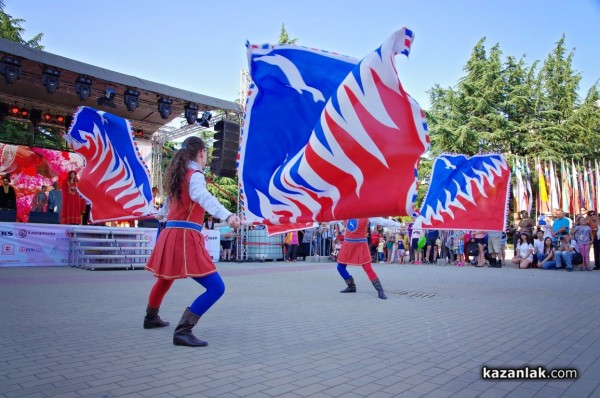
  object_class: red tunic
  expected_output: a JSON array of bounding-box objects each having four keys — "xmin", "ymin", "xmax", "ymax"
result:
[
  {"xmin": 145, "ymin": 170, "xmax": 215, "ymax": 279},
  {"xmin": 337, "ymin": 218, "xmax": 371, "ymax": 266}
]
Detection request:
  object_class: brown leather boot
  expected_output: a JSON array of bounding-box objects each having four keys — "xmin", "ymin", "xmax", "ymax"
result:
[
  {"xmin": 371, "ymin": 278, "xmax": 387, "ymax": 299},
  {"xmin": 143, "ymin": 306, "xmax": 170, "ymax": 329},
  {"xmin": 173, "ymin": 308, "xmax": 207, "ymax": 347},
  {"xmin": 340, "ymin": 277, "xmax": 356, "ymax": 293}
]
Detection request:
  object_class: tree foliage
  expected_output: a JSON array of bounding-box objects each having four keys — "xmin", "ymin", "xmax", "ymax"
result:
[
  {"xmin": 278, "ymin": 23, "xmax": 298, "ymax": 45},
  {"xmin": 427, "ymin": 35, "xmax": 599, "ymax": 165},
  {"xmin": 0, "ymin": 1, "xmax": 44, "ymax": 49}
]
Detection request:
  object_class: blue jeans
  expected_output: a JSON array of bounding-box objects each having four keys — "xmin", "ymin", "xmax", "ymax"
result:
[
  {"xmin": 540, "ymin": 260, "xmax": 558, "ymax": 269},
  {"xmin": 554, "ymin": 251, "xmax": 573, "ymax": 270}
]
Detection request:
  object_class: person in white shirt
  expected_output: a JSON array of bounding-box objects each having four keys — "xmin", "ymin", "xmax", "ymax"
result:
[{"xmin": 511, "ymin": 232, "xmax": 534, "ymax": 269}]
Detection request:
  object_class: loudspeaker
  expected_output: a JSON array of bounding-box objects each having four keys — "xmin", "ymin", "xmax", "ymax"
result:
[
  {"xmin": 138, "ymin": 219, "xmax": 159, "ymax": 228},
  {"xmin": 0, "ymin": 209, "xmax": 16, "ymax": 222},
  {"xmin": 211, "ymin": 119, "xmax": 240, "ymax": 178},
  {"xmin": 28, "ymin": 211, "xmax": 59, "ymax": 224}
]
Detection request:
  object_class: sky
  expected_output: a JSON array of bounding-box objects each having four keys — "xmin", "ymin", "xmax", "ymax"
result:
[{"xmin": 6, "ymin": 0, "xmax": 600, "ymax": 110}]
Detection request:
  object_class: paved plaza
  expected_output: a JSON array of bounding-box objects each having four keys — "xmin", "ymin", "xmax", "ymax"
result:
[{"xmin": 1, "ymin": 260, "xmax": 599, "ymax": 398}]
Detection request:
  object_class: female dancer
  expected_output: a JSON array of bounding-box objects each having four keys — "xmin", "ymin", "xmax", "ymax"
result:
[
  {"xmin": 337, "ymin": 217, "xmax": 402, "ymax": 299},
  {"xmin": 144, "ymin": 136, "xmax": 240, "ymax": 347}
]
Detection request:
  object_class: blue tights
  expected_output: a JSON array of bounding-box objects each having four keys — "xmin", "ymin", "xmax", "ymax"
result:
[{"xmin": 189, "ymin": 272, "xmax": 225, "ymax": 316}]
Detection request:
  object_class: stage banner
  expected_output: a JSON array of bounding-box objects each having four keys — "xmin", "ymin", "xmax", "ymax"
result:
[
  {"xmin": 0, "ymin": 223, "xmax": 71, "ymax": 267},
  {"xmin": 201, "ymin": 229, "xmax": 221, "ymax": 262}
]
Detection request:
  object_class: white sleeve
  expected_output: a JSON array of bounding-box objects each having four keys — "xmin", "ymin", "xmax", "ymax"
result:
[
  {"xmin": 157, "ymin": 199, "xmax": 169, "ymax": 219},
  {"xmin": 369, "ymin": 217, "xmax": 403, "ymax": 229},
  {"xmin": 189, "ymin": 172, "xmax": 233, "ymax": 221}
]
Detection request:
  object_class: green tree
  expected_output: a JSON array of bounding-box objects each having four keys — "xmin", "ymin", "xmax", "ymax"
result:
[
  {"xmin": 278, "ymin": 23, "xmax": 298, "ymax": 45},
  {"xmin": 0, "ymin": 1, "xmax": 44, "ymax": 49}
]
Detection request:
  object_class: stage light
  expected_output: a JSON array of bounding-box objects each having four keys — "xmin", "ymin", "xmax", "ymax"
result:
[
  {"xmin": 42, "ymin": 67, "xmax": 60, "ymax": 94},
  {"xmin": 0, "ymin": 56, "xmax": 21, "ymax": 85},
  {"xmin": 20, "ymin": 109, "xmax": 28, "ymax": 117},
  {"xmin": 136, "ymin": 129, "xmax": 144, "ymax": 137},
  {"xmin": 157, "ymin": 97, "xmax": 172, "ymax": 119},
  {"xmin": 10, "ymin": 105, "xmax": 20, "ymax": 115},
  {"xmin": 198, "ymin": 110, "xmax": 212, "ymax": 128},
  {"xmin": 124, "ymin": 88, "xmax": 139, "ymax": 112},
  {"xmin": 29, "ymin": 109, "xmax": 42, "ymax": 129},
  {"xmin": 97, "ymin": 87, "xmax": 116, "ymax": 108},
  {"xmin": 42, "ymin": 112, "xmax": 53, "ymax": 122},
  {"xmin": 184, "ymin": 102, "xmax": 198, "ymax": 125},
  {"xmin": 56, "ymin": 115, "xmax": 65, "ymax": 124},
  {"xmin": 75, "ymin": 75, "xmax": 92, "ymax": 101}
]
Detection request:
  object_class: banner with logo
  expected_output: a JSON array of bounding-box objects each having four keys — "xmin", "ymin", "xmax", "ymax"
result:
[
  {"xmin": 0, "ymin": 223, "xmax": 71, "ymax": 267},
  {"xmin": 201, "ymin": 229, "xmax": 221, "ymax": 262}
]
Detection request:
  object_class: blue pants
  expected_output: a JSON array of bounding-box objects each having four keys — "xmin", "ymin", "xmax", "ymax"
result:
[{"xmin": 554, "ymin": 251, "xmax": 573, "ymax": 270}]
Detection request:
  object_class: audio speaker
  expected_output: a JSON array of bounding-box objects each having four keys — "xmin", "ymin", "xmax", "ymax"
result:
[
  {"xmin": 138, "ymin": 219, "xmax": 159, "ymax": 228},
  {"xmin": 0, "ymin": 209, "xmax": 16, "ymax": 222},
  {"xmin": 28, "ymin": 211, "xmax": 59, "ymax": 224},
  {"xmin": 211, "ymin": 119, "xmax": 240, "ymax": 178}
]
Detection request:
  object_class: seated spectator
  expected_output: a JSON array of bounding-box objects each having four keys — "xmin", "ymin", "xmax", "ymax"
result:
[
  {"xmin": 512, "ymin": 232, "xmax": 533, "ymax": 269},
  {"xmin": 554, "ymin": 235, "xmax": 577, "ymax": 272},
  {"xmin": 538, "ymin": 237, "xmax": 558, "ymax": 270},
  {"xmin": 532, "ymin": 230, "xmax": 545, "ymax": 268}
]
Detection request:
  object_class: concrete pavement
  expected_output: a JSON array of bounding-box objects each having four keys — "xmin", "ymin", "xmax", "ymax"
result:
[{"xmin": 1, "ymin": 260, "xmax": 599, "ymax": 398}]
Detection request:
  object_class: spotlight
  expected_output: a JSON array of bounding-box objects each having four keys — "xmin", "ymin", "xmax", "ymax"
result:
[
  {"xmin": 75, "ymin": 75, "xmax": 92, "ymax": 101},
  {"xmin": 0, "ymin": 56, "xmax": 21, "ymax": 85},
  {"xmin": 124, "ymin": 88, "xmax": 139, "ymax": 112},
  {"xmin": 56, "ymin": 115, "xmax": 65, "ymax": 124},
  {"xmin": 42, "ymin": 67, "xmax": 60, "ymax": 94},
  {"xmin": 20, "ymin": 109, "xmax": 28, "ymax": 117},
  {"xmin": 29, "ymin": 109, "xmax": 42, "ymax": 129},
  {"xmin": 184, "ymin": 102, "xmax": 198, "ymax": 125},
  {"xmin": 9, "ymin": 105, "xmax": 20, "ymax": 115},
  {"xmin": 197, "ymin": 110, "xmax": 212, "ymax": 128},
  {"xmin": 157, "ymin": 97, "xmax": 172, "ymax": 119},
  {"xmin": 42, "ymin": 112, "xmax": 53, "ymax": 122},
  {"xmin": 135, "ymin": 129, "xmax": 144, "ymax": 137},
  {"xmin": 97, "ymin": 87, "xmax": 116, "ymax": 108}
]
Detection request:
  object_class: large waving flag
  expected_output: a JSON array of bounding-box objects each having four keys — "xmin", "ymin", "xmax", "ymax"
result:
[
  {"xmin": 414, "ymin": 154, "xmax": 510, "ymax": 231},
  {"xmin": 240, "ymin": 29, "xmax": 429, "ymax": 225},
  {"xmin": 65, "ymin": 107, "xmax": 155, "ymax": 223}
]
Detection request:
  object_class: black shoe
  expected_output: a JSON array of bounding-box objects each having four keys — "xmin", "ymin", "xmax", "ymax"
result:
[
  {"xmin": 340, "ymin": 277, "xmax": 356, "ymax": 293},
  {"xmin": 173, "ymin": 308, "xmax": 208, "ymax": 347},
  {"xmin": 144, "ymin": 306, "xmax": 169, "ymax": 329}
]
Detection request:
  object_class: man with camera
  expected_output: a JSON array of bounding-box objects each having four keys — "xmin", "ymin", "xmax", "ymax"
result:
[{"xmin": 554, "ymin": 234, "xmax": 577, "ymax": 272}]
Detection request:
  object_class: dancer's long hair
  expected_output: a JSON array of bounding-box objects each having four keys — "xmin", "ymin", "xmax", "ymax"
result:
[{"xmin": 165, "ymin": 136, "xmax": 206, "ymax": 203}]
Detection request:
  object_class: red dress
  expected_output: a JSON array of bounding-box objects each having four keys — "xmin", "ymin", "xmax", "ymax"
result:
[
  {"xmin": 145, "ymin": 170, "xmax": 215, "ymax": 279},
  {"xmin": 61, "ymin": 179, "xmax": 84, "ymax": 224},
  {"xmin": 337, "ymin": 218, "xmax": 371, "ymax": 266}
]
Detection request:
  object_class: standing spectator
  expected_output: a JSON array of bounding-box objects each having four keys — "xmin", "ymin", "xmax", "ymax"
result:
[
  {"xmin": 301, "ymin": 227, "xmax": 316, "ymax": 258},
  {"xmin": 0, "ymin": 175, "xmax": 17, "ymax": 211},
  {"xmin": 61, "ymin": 171, "xmax": 85, "ymax": 225},
  {"xmin": 396, "ymin": 231, "xmax": 407, "ymax": 263},
  {"xmin": 487, "ymin": 230, "xmax": 503, "ymax": 268},
  {"xmin": 444, "ymin": 230, "xmax": 455, "ymax": 264},
  {"xmin": 586, "ymin": 210, "xmax": 599, "ymax": 270},
  {"xmin": 512, "ymin": 232, "xmax": 534, "ymax": 269},
  {"xmin": 410, "ymin": 224, "xmax": 424, "ymax": 264},
  {"xmin": 47, "ymin": 181, "xmax": 62, "ymax": 218},
  {"xmin": 319, "ymin": 223, "xmax": 332, "ymax": 256},
  {"xmin": 518, "ymin": 211, "xmax": 536, "ymax": 236},
  {"xmin": 285, "ymin": 230, "xmax": 299, "ymax": 261},
  {"xmin": 472, "ymin": 230, "xmax": 487, "ymax": 267},
  {"xmin": 151, "ymin": 186, "xmax": 162, "ymax": 210},
  {"xmin": 572, "ymin": 215, "xmax": 592, "ymax": 271},
  {"xmin": 203, "ymin": 215, "xmax": 215, "ymax": 229},
  {"xmin": 550, "ymin": 209, "xmax": 570, "ymax": 245},
  {"xmin": 424, "ymin": 229, "xmax": 439, "ymax": 264},
  {"xmin": 499, "ymin": 230, "xmax": 507, "ymax": 265},
  {"xmin": 31, "ymin": 185, "xmax": 48, "ymax": 212},
  {"xmin": 219, "ymin": 225, "xmax": 234, "ymax": 261},
  {"xmin": 453, "ymin": 230, "xmax": 465, "ymax": 266},
  {"xmin": 377, "ymin": 236, "xmax": 385, "ymax": 263}
]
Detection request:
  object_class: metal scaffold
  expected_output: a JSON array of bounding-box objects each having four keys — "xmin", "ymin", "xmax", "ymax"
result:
[{"xmin": 236, "ymin": 68, "xmax": 251, "ymax": 261}]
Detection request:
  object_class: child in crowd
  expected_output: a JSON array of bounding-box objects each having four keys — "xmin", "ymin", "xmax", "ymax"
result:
[
  {"xmin": 377, "ymin": 237, "xmax": 386, "ymax": 263},
  {"xmin": 453, "ymin": 230, "xmax": 465, "ymax": 266},
  {"xmin": 572, "ymin": 215, "xmax": 592, "ymax": 271},
  {"xmin": 396, "ymin": 233, "xmax": 406, "ymax": 263},
  {"xmin": 331, "ymin": 238, "xmax": 342, "ymax": 261}
]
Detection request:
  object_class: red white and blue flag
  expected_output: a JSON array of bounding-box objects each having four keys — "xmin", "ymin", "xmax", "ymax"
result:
[
  {"xmin": 240, "ymin": 29, "xmax": 429, "ymax": 225},
  {"xmin": 65, "ymin": 107, "xmax": 155, "ymax": 223},
  {"xmin": 414, "ymin": 154, "xmax": 510, "ymax": 231}
]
